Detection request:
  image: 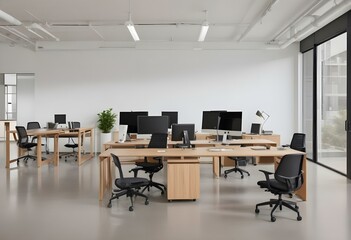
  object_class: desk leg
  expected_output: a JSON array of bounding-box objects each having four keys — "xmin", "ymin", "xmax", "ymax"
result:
[
  {"xmin": 212, "ymin": 156, "xmax": 220, "ymax": 178},
  {"xmin": 99, "ymin": 156, "xmax": 111, "ymax": 201},
  {"xmin": 90, "ymin": 128, "xmax": 94, "ymax": 157},
  {"xmin": 99, "ymin": 157, "xmax": 104, "ymax": 201},
  {"xmin": 54, "ymin": 134, "xmax": 59, "ymax": 166},
  {"xmin": 37, "ymin": 136, "xmax": 42, "ymax": 168},
  {"xmin": 295, "ymin": 156, "xmax": 307, "ymax": 201},
  {"xmin": 5, "ymin": 122, "xmax": 10, "ymax": 168},
  {"xmin": 77, "ymin": 130, "xmax": 82, "ymax": 165}
]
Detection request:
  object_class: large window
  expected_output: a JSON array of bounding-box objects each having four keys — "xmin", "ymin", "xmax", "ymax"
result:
[
  {"xmin": 302, "ymin": 50, "xmax": 314, "ymax": 159},
  {"xmin": 316, "ymin": 33, "xmax": 347, "ymax": 174}
]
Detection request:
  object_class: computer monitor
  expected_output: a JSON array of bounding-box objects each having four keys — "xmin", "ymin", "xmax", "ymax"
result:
[
  {"xmin": 54, "ymin": 114, "xmax": 66, "ymax": 124},
  {"xmin": 250, "ymin": 123, "xmax": 261, "ymax": 134},
  {"xmin": 171, "ymin": 124, "xmax": 195, "ymax": 141},
  {"xmin": 119, "ymin": 111, "xmax": 148, "ymax": 133},
  {"xmin": 161, "ymin": 111, "xmax": 178, "ymax": 128},
  {"xmin": 201, "ymin": 110, "xmax": 227, "ymax": 133},
  {"xmin": 137, "ymin": 116, "xmax": 169, "ymax": 134},
  {"xmin": 218, "ymin": 111, "xmax": 242, "ymax": 137}
]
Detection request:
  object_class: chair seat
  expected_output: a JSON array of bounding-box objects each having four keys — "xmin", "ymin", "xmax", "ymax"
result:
[
  {"xmin": 20, "ymin": 142, "xmax": 37, "ymax": 149},
  {"xmin": 115, "ymin": 177, "xmax": 149, "ymax": 189},
  {"xmin": 64, "ymin": 143, "xmax": 78, "ymax": 149},
  {"xmin": 257, "ymin": 179, "xmax": 289, "ymax": 192}
]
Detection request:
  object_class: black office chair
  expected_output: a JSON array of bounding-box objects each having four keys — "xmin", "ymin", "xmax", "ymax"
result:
[
  {"xmin": 63, "ymin": 121, "xmax": 81, "ymax": 161},
  {"xmin": 255, "ymin": 154, "xmax": 304, "ymax": 222},
  {"xmin": 107, "ymin": 154, "xmax": 149, "ymax": 211},
  {"xmin": 283, "ymin": 133, "xmax": 306, "ymax": 152},
  {"xmin": 129, "ymin": 133, "xmax": 168, "ymax": 194},
  {"xmin": 15, "ymin": 126, "xmax": 37, "ymax": 164},
  {"xmin": 224, "ymin": 156, "xmax": 250, "ymax": 179},
  {"xmin": 27, "ymin": 121, "xmax": 49, "ymax": 154}
]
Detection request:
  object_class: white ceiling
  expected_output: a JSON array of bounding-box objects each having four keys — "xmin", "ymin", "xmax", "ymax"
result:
[{"xmin": 0, "ymin": 0, "xmax": 350, "ymax": 50}]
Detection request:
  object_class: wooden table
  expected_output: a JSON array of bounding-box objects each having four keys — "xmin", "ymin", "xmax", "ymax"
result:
[
  {"xmin": 5, "ymin": 122, "xmax": 60, "ymax": 168},
  {"xmin": 98, "ymin": 147, "xmax": 306, "ymax": 201},
  {"xmin": 4, "ymin": 122, "xmax": 95, "ymax": 168},
  {"xmin": 103, "ymin": 138, "xmax": 277, "ymax": 150},
  {"xmin": 57, "ymin": 127, "xmax": 95, "ymax": 165}
]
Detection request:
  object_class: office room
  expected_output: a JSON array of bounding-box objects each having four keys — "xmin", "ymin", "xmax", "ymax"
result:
[{"xmin": 0, "ymin": 1, "xmax": 351, "ymax": 240}]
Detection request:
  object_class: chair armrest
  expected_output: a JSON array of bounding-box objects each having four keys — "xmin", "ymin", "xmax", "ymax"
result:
[
  {"xmin": 276, "ymin": 171, "xmax": 304, "ymax": 191},
  {"xmin": 259, "ymin": 170, "xmax": 274, "ymax": 183}
]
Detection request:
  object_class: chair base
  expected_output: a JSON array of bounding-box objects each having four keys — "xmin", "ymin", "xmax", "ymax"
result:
[
  {"xmin": 130, "ymin": 166, "xmax": 166, "ymax": 194},
  {"xmin": 255, "ymin": 194, "xmax": 302, "ymax": 222},
  {"xmin": 16, "ymin": 154, "xmax": 37, "ymax": 164},
  {"xmin": 224, "ymin": 167, "xmax": 250, "ymax": 179},
  {"xmin": 60, "ymin": 151, "xmax": 78, "ymax": 161},
  {"xmin": 107, "ymin": 188, "xmax": 149, "ymax": 211},
  {"xmin": 141, "ymin": 181, "xmax": 167, "ymax": 195}
]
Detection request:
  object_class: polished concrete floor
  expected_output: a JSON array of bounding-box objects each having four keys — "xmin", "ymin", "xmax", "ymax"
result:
[{"xmin": 0, "ymin": 153, "xmax": 351, "ymax": 240}]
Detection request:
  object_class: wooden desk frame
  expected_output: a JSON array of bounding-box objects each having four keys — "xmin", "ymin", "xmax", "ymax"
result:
[
  {"xmin": 4, "ymin": 122, "xmax": 95, "ymax": 168},
  {"xmin": 98, "ymin": 147, "xmax": 306, "ymax": 202}
]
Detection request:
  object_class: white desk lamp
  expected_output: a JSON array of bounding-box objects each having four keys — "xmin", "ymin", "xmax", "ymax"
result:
[{"xmin": 256, "ymin": 110, "xmax": 272, "ymax": 134}]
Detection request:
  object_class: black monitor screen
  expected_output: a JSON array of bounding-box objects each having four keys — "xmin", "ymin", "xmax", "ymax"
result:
[
  {"xmin": 137, "ymin": 116, "xmax": 169, "ymax": 134},
  {"xmin": 171, "ymin": 124, "xmax": 195, "ymax": 141},
  {"xmin": 119, "ymin": 111, "xmax": 148, "ymax": 133},
  {"xmin": 218, "ymin": 112, "xmax": 242, "ymax": 132},
  {"xmin": 201, "ymin": 111, "xmax": 227, "ymax": 130},
  {"xmin": 54, "ymin": 114, "xmax": 66, "ymax": 124},
  {"xmin": 161, "ymin": 111, "xmax": 178, "ymax": 128},
  {"xmin": 250, "ymin": 123, "xmax": 261, "ymax": 134}
]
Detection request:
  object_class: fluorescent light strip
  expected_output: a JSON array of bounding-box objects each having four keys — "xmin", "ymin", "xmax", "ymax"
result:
[
  {"xmin": 125, "ymin": 21, "xmax": 140, "ymax": 41},
  {"xmin": 29, "ymin": 23, "xmax": 60, "ymax": 41},
  {"xmin": 0, "ymin": 10, "xmax": 22, "ymax": 25},
  {"xmin": 27, "ymin": 28, "xmax": 44, "ymax": 39},
  {"xmin": 198, "ymin": 22, "xmax": 209, "ymax": 42}
]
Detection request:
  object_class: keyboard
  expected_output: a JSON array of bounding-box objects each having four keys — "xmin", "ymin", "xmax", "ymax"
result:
[{"xmin": 208, "ymin": 148, "xmax": 233, "ymax": 152}]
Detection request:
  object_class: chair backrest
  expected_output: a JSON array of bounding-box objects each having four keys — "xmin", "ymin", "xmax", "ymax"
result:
[
  {"xmin": 111, "ymin": 153, "xmax": 124, "ymax": 179},
  {"xmin": 148, "ymin": 133, "xmax": 168, "ymax": 148},
  {"xmin": 69, "ymin": 121, "xmax": 81, "ymax": 129},
  {"xmin": 275, "ymin": 154, "xmax": 304, "ymax": 191},
  {"xmin": 27, "ymin": 122, "xmax": 41, "ymax": 130},
  {"xmin": 290, "ymin": 133, "xmax": 306, "ymax": 152},
  {"xmin": 16, "ymin": 126, "xmax": 29, "ymax": 146}
]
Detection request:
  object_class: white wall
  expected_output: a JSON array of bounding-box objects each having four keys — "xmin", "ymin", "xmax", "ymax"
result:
[{"xmin": 0, "ymin": 44, "xmax": 299, "ymax": 149}]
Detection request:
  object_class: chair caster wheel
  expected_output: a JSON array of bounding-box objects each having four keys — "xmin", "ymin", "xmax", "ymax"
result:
[
  {"xmin": 248, "ymin": 173, "xmax": 250, "ymax": 176},
  {"xmin": 295, "ymin": 205, "xmax": 299, "ymax": 210},
  {"xmin": 297, "ymin": 216, "xmax": 302, "ymax": 221},
  {"xmin": 129, "ymin": 206, "xmax": 134, "ymax": 211},
  {"xmin": 224, "ymin": 174, "xmax": 227, "ymax": 178},
  {"xmin": 107, "ymin": 203, "xmax": 112, "ymax": 208},
  {"xmin": 255, "ymin": 208, "xmax": 259, "ymax": 214},
  {"xmin": 145, "ymin": 200, "xmax": 149, "ymax": 205},
  {"xmin": 271, "ymin": 216, "xmax": 276, "ymax": 222},
  {"xmin": 161, "ymin": 191, "xmax": 164, "ymax": 195},
  {"xmin": 241, "ymin": 176, "xmax": 244, "ymax": 179}
]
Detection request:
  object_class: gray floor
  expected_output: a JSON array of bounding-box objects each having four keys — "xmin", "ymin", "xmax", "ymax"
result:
[{"xmin": 0, "ymin": 151, "xmax": 351, "ymax": 240}]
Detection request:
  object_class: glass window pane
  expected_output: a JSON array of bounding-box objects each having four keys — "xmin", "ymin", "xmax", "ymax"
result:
[{"xmin": 316, "ymin": 32, "xmax": 347, "ymax": 174}]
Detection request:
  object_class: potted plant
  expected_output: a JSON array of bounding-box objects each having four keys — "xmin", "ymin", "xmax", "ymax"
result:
[{"xmin": 97, "ymin": 108, "xmax": 117, "ymax": 148}]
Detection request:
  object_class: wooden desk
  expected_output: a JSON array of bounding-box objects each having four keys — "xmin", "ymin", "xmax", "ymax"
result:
[
  {"xmin": 5, "ymin": 123, "xmax": 94, "ymax": 168},
  {"xmin": 98, "ymin": 147, "xmax": 306, "ymax": 201},
  {"xmin": 58, "ymin": 127, "xmax": 95, "ymax": 166},
  {"xmin": 242, "ymin": 134, "xmax": 280, "ymax": 164},
  {"xmin": 103, "ymin": 138, "xmax": 277, "ymax": 150},
  {"xmin": 5, "ymin": 122, "xmax": 60, "ymax": 168}
]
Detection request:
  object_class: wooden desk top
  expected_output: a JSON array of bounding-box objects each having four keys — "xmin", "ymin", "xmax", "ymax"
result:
[
  {"xmin": 104, "ymin": 138, "xmax": 276, "ymax": 147},
  {"xmin": 99, "ymin": 147, "xmax": 304, "ymax": 159},
  {"xmin": 11, "ymin": 127, "xmax": 93, "ymax": 136}
]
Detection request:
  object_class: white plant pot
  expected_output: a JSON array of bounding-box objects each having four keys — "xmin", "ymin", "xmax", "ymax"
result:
[{"xmin": 100, "ymin": 132, "xmax": 112, "ymax": 152}]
